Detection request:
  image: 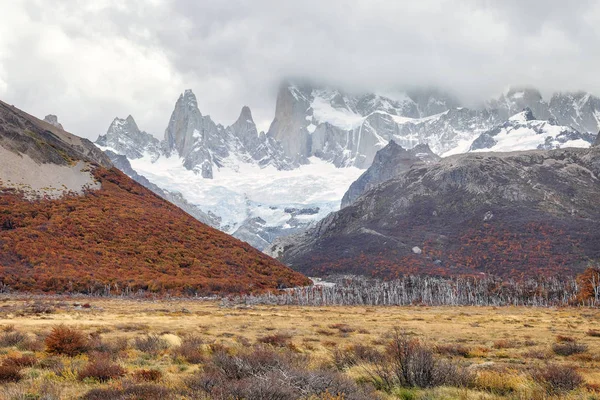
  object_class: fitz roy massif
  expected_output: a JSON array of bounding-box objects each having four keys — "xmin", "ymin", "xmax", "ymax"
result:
[{"xmin": 95, "ymin": 82, "xmax": 600, "ymax": 251}]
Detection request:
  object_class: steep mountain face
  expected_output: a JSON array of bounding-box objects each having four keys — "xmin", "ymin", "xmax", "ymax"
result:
[
  {"xmin": 341, "ymin": 141, "xmax": 440, "ymax": 208},
  {"xmin": 96, "ymin": 115, "xmax": 161, "ymax": 161},
  {"xmin": 267, "ymin": 84, "xmax": 474, "ymax": 167},
  {"xmin": 0, "ymin": 100, "xmax": 309, "ymax": 294},
  {"xmin": 595, "ymin": 132, "xmax": 600, "ymax": 146},
  {"xmin": 468, "ymin": 109, "xmax": 594, "ymax": 153},
  {"xmin": 270, "ymin": 147, "xmax": 600, "ymax": 279},
  {"xmin": 161, "ymin": 90, "xmax": 296, "ymax": 178}
]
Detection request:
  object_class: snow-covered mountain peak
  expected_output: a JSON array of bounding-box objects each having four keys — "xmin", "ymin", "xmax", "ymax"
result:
[
  {"xmin": 508, "ymin": 108, "xmax": 536, "ymax": 123},
  {"xmin": 470, "ymin": 112, "xmax": 594, "ymax": 153}
]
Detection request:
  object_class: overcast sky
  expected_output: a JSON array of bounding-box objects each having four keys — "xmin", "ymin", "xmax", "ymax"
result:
[{"xmin": 1, "ymin": 0, "xmax": 599, "ymax": 139}]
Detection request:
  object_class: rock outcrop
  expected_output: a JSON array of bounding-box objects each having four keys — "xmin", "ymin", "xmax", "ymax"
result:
[
  {"xmin": 43, "ymin": 115, "xmax": 64, "ymax": 130},
  {"xmin": 341, "ymin": 141, "xmax": 440, "ymax": 208}
]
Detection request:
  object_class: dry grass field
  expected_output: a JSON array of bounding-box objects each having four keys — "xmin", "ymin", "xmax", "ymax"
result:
[{"xmin": 1, "ymin": 296, "xmax": 600, "ymax": 399}]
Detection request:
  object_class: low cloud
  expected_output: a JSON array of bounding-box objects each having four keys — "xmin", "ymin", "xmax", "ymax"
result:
[{"xmin": 1, "ymin": 0, "xmax": 599, "ymax": 138}]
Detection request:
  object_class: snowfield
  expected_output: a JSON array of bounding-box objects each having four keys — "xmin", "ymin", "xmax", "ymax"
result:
[{"xmin": 129, "ymin": 153, "xmax": 363, "ymax": 234}]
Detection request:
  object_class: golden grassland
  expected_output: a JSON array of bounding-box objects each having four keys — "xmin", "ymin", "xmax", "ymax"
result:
[{"xmin": 1, "ymin": 296, "xmax": 600, "ymax": 399}]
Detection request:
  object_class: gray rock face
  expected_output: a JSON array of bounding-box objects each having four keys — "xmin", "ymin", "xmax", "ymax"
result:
[
  {"xmin": 549, "ymin": 92, "xmax": 600, "ymax": 134},
  {"xmin": 341, "ymin": 141, "xmax": 440, "ymax": 208},
  {"xmin": 96, "ymin": 115, "xmax": 161, "ymax": 161},
  {"xmin": 266, "ymin": 84, "xmax": 313, "ymax": 164},
  {"xmin": 43, "ymin": 115, "xmax": 64, "ymax": 130},
  {"xmin": 595, "ymin": 131, "xmax": 600, "ymax": 147},
  {"xmin": 271, "ymin": 146, "xmax": 600, "ymax": 279},
  {"xmin": 268, "ymin": 82, "xmax": 600, "ymax": 167}
]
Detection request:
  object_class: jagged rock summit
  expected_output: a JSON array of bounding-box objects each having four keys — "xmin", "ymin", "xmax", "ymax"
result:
[
  {"xmin": 96, "ymin": 115, "xmax": 161, "ymax": 161},
  {"xmin": 341, "ymin": 140, "xmax": 440, "ymax": 208}
]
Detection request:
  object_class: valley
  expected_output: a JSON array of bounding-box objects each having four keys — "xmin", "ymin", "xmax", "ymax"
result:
[{"xmin": 1, "ymin": 297, "xmax": 600, "ymax": 399}]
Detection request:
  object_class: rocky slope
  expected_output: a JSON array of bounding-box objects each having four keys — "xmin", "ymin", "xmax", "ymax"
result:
[
  {"xmin": 270, "ymin": 147, "xmax": 600, "ymax": 279},
  {"xmin": 341, "ymin": 141, "xmax": 440, "ymax": 208},
  {"xmin": 0, "ymin": 100, "xmax": 309, "ymax": 294}
]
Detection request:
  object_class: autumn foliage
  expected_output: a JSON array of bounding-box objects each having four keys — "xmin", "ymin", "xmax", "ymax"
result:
[{"xmin": 0, "ymin": 168, "xmax": 309, "ymax": 295}]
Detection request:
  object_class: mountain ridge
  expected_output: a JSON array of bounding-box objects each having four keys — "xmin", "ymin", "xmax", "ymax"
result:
[{"xmin": 269, "ymin": 146, "xmax": 600, "ymax": 279}]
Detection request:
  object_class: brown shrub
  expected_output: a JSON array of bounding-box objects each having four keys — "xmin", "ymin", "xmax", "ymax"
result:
[
  {"xmin": 523, "ymin": 349, "xmax": 551, "ymax": 360},
  {"xmin": 556, "ymin": 335, "xmax": 575, "ymax": 343},
  {"xmin": 3, "ymin": 354, "xmax": 37, "ymax": 368},
  {"xmin": 552, "ymin": 341, "xmax": 588, "ymax": 356},
  {"xmin": 45, "ymin": 325, "xmax": 89, "ymax": 356},
  {"xmin": 333, "ymin": 344, "xmax": 383, "ymax": 369},
  {"xmin": 316, "ymin": 329, "xmax": 336, "ymax": 336},
  {"xmin": 133, "ymin": 368, "xmax": 163, "ymax": 382},
  {"xmin": 492, "ymin": 339, "xmax": 517, "ymax": 349},
  {"xmin": 435, "ymin": 343, "xmax": 471, "ymax": 357},
  {"xmin": 133, "ymin": 335, "xmax": 168, "ymax": 355},
  {"xmin": 328, "ymin": 324, "xmax": 356, "ymax": 334},
  {"xmin": 532, "ymin": 364, "xmax": 584, "ymax": 393},
  {"xmin": 0, "ymin": 364, "xmax": 23, "ymax": 383},
  {"xmin": 257, "ymin": 333, "xmax": 292, "ymax": 347},
  {"xmin": 369, "ymin": 329, "xmax": 473, "ymax": 390},
  {"xmin": 587, "ymin": 329, "xmax": 600, "ymax": 337},
  {"xmin": 79, "ymin": 355, "xmax": 126, "ymax": 382},
  {"xmin": 174, "ymin": 336, "xmax": 204, "ymax": 364}
]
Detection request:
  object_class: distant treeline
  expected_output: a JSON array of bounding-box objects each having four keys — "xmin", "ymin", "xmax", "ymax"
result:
[{"xmin": 223, "ymin": 269, "xmax": 600, "ymax": 307}]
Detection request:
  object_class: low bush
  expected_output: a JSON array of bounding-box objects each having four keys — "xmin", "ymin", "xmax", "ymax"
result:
[
  {"xmin": 531, "ymin": 364, "xmax": 584, "ymax": 393},
  {"xmin": 257, "ymin": 333, "xmax": 292, "ymax": 347},
  {"xmin": 0, "ymin": 331, "xmax": 27, "ymax": 348},
  {"xmin": 435, "ymin": 343, "xmax": 471, "ymax": 357},
  {"xmin": 0, "ymin": 363, "xmax": 23, "ymax": 383},
  {"xmin": 2, "ymin": 354, "xmax": 37, "ymax": 368},
  {"xmin": 333, "ymin": 343, "xmax": 383, "ymax": 370},
  {"xmin": 367, "ymin": 329, "xmax": 473, "ymax": 390},
  {"xmin": 587, "ymin": 329, "xmax": 600, "ymax": 337},
  {"xmin": 492, "ymin": 339, "xmax": 517, "ymax": 349},
  {"xmin": 79, "ymin": 355, "xmax": 126, "ymax": 382},
  {"xmin": 174, "ymin": 336, "xmax": 204, "ymax": 363},
  {"xmin": 556, "ymin": 335, "xmax": 575, "ymax": 343},
  {"xmin": 133, "ymin": 335, "xmax": 169, "ymax": 356},
  {"xmin": 133, "ymin": 368, "xmax": 163, "ymax": 382},
  {"xmin": 552, "ymin": 341, "xmax": 588, "ymax": 356},
  {"xmin": 186, "ymin": 345, "xmax": 374, "ymax": 400},
  {"xmin": 329, "ymin": 324, "xmax": 356, "ymax": 333},
  {"xmin": 45, "ymin": 325, "xmax": 89, "ymax": 356}
]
